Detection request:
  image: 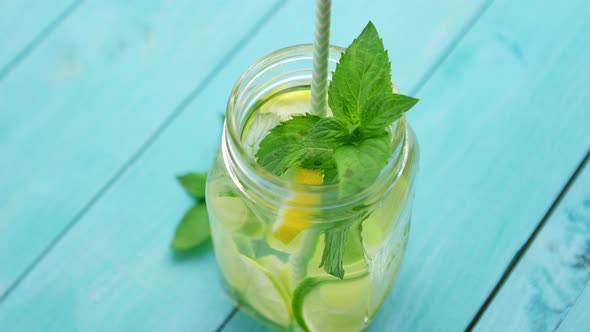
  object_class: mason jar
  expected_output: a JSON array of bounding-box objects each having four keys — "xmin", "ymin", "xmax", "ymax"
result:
[{"xmin": 206, "ymin": 44, "xmax": 419, "ymax": 332}]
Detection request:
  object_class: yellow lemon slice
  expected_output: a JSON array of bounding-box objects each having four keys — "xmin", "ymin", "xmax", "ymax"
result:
[{"xmin": 272, "ymin": 168, "xmax": 322, "ymax": 244}]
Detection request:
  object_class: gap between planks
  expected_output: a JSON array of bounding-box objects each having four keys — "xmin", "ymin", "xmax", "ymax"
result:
[
  {"xmin": 466, "ymin": 148, "xmax": 590, "ymax": 331},
  {"xmin": 0, "ymin": 0, "xmax": 83, "ymax": 81},
  {"xmin": 215, "ymin": 307, "xmax": 239, "ymax": 332},
  {"xmin": 0, "ymin": 0, "xmax": 289, "ymax": 304}
]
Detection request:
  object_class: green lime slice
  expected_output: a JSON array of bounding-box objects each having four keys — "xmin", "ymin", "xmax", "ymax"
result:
[
  {"xmin": 292, "ymin": 271, "xmax": 371, "ymax": 332},
  {"xmin": 235, "ymin": 256, "xmax": 292, "ymax": 327},
  {"xmin": 215, "ymin": 232, "xmax": 292, "ymax": 327},
  {"xmin": 208, "ymin": 188, "xmax": 263, "ymax": 237},
  {"xmin": 208, "ymin": 194, "xmax": 249, "ymax": 231},
  {"xmin": 258, "ymin": 255, "xmax": 292, "ymax": 300}
]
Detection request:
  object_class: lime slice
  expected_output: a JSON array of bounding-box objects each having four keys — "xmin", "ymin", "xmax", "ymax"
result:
[
  {"xmin": 208, "ymin": 194, "xmax": 248, "ymax": 231},
  {"xmin": 208, "ymin": 191, "xmax": 263, "ymax": 237},
  {"xmin": 216, "ymin": 234, "xmax": 292, "ymax": 327},
  {"xmin": 292, "ymin": 271, "xmax": 371, "ymax": 332},
  {"xmin": 239, "ymin": 256, "xmax": 292, "ymax": 326},
  {"xmin": 259, "ymin": 255, "xmax": 292, "ymax": 298}
]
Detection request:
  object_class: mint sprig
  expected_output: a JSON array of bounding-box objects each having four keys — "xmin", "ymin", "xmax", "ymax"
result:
[
  {"xmin": 171, "ymin": 172, "xmax": 211, "ymax": 251},
  {"xmin": 256, "ymin": 114, "xmax": 340, "ymax": 176},
  {"xmin": 255, "ymin": 21, "xmax": 418, "ymax": 278},
  {"xmin": 328, "ymin": 23, "xmax": 394, "ymax": 126}
]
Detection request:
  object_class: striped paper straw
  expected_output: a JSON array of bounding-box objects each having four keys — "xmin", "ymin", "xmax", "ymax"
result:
[{"xmin": 310, "ymin": 0, "xmax": 331, "ymax": 117}]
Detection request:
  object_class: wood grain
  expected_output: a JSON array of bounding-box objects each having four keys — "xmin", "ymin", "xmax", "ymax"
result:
[
  {"xmin": 0, "ymin": 0, "xmax": 487, "ymax": 330},
  {"xmin": 0, "ymin": 0, "xmax": 282, "ymax": 297},
  {"xmin": 0, "ymin": 0, "xmax": 78, "ymax": 75},
  {"xmin": 557, "ymin": 282, "xmax": 590, "ymax": 331},
  {"xmin": 475, "ymin": 161, "xmax": 590, "ymax": 331}
]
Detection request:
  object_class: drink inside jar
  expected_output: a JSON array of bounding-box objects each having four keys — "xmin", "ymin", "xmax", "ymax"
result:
[{"xmin": 208, "ymin": 86, "xmax": 412, "ymax": 332}]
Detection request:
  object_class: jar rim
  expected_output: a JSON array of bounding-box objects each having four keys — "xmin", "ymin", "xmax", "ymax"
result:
[{"xmin": 224, "ymin": 44, "xmax": 408, "ymax": 210}]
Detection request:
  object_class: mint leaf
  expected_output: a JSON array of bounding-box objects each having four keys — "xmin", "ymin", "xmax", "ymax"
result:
[
  {"xmin": 171, "ymin": 203, "xmax": 210, "ymax": 250},
  {"xmin": 319, "ymin": 221, "xmax": 367, "ymax": 279},
  {"xmin": 320, "ymin": 225, "xmax": 350, "ymax": 279},
  {"xmin": 334, "ymin": 132, "xmax": 392, "ymax": 197},
  {"xmin": 256, "ymin": 114, "xmax": 341, "ymax": 175},
  {"xmin": 177, "ymin": 172, "xmax": 208, "ymax": 198},
  {"xmin": 322, "ymin": 164, "xmax": 339, "ymax": 184},
  {"xmin": 256, "ymin": 114, "xmax": 319, "ymax": 175},
  {"xmin": 328, "ymin": 21, "xmax": 392, "ymax": 125},
  {"xmin": 343, "ymin": 222, "xmax": 366, "ymax": 266},
  {"xmin": 360, "ymin": 93, "xmax": 419, "ymax": 131},
  {"xmin": 299, "ymin": 137, "xmax": 339, "ymax": 171},
  {"xmin": 307, "ymin": 117, "xmax": 350, "ymax": 142}
]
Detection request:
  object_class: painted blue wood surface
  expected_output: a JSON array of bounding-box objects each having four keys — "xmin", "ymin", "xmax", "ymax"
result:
[
  {"xmin": 0, "ymin": 0, "xmax": 79, "ymax": 76},
  {"xmin": 0, "ymin": 0, "xmax": 281, "ymax": 297},
  {"xmin": 0, "ymin": 0, "xmax": 488, "ymax": 330},
  {"xmin": 475, "ymin": 162, "xmax": 590, "ymax": 331},
  {"xmin": 0, "ymin": 0, "xmax": 589, "ymax": 331},
  {"xmin": 557, "ymin": 281, "xmax": 590, "ymax": 331},
  {"xmin": 2, "ymin": 81, "xmax": 235, "ymax": 330},
  {"xmin": 364, "ymin": 0, "xmax": 590, "ymax": 329}
]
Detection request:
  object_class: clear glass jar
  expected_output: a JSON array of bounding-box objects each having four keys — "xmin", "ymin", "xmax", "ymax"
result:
[{"xmin": 206, "ymin": 45, "xmax": 419, "ymax": 332}]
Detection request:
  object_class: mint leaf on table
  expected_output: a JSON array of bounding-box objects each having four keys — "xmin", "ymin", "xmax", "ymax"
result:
[
  {"xmin": 172, "ymin": 171, "xmax": 211, "ymax": 251},
  {"xmin": 177, "ymin": 172, "xmax": 208, "ymax": 198},
  {"xmin": 171, "ymin": 203, "xmax": 210, "ymax": 250}
]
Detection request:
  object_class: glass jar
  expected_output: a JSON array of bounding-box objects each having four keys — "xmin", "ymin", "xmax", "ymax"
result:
[{"xmin": 206, "ymin": 45, "xmax": 419, "ymax": 332}]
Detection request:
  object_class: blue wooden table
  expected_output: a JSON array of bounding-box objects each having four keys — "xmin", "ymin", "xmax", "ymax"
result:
[{"xmin": 1, "ymin": 1, "xmax": 589, "ymax": 331}]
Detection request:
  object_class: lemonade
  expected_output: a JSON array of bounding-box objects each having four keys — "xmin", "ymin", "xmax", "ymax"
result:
[{"xmin": 207, "ymin": 76, "xmax": 418, "ymax": 331}]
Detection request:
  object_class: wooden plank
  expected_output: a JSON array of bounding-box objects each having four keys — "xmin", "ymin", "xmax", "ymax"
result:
[
  {"xmin": 0, "ymin": 0, "xmax": 78, "ymax": 74},
  {"xmin": 0, "ymin": 0, "xmax": 282, "ymax": 297},
  {"xmin": 0, "ymin": 101, "xmax": 233, "ymax": 331},
  {"xmin": 365, "ymin": 0, "xmax": 590, "ymax": 330},
  {"xmin": 557, "ymin": 282, "xmax": 590, "ymax": 332},
  {"xmin": 474, "ymin": 160, "xmax": 590, "ymax": 331},
  {"xmin": 0, "ymin": 0, "xmax": 487, "ymax": 330}
]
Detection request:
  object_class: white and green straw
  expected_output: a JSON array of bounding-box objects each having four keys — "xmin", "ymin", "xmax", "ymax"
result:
[{"xmin": 310, "ymin": 0, "xmax": 331, "ymax": 117}]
